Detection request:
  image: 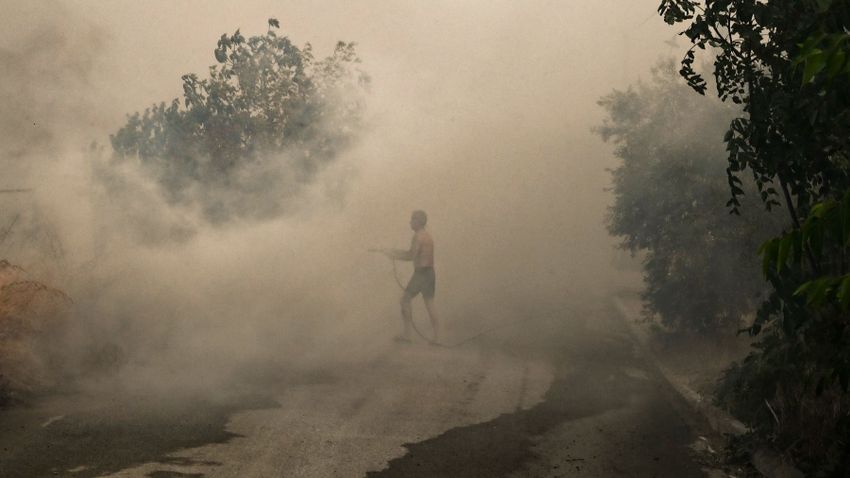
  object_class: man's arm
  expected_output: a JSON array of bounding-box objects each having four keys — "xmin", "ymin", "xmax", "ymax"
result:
[{"xmin": 386, "ymin": 235, "xmax": 419, "ymax": 261}]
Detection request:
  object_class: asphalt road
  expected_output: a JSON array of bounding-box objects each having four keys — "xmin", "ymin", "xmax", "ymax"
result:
[{"xmin": 0, "ymin": 300, "xmax": 727, "ymax": 477}]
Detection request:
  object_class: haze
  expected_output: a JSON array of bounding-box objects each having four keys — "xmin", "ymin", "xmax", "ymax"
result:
[{"xmin": 0, "ymin": 2, "xmax": 722, "ymax": 477}]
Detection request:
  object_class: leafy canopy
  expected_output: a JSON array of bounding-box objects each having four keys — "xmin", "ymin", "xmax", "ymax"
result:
[
  {"xmin": 598, "ymin": 61, "xmax": 780, "ymax": 334},
  {"xmin": 110, "ymin": 19, "xmax": 369, "ymax": 223},
  {"xmin": 660, "ymin": 0, "xmax": 850, "ymax": 470},
  {"xmin": 660, "ymin": 0, "xmax": 850, "ymax": 215}
]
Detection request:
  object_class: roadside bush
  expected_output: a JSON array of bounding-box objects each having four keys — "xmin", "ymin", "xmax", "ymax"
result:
[
  {"xmin": 597, "ymin": 61, "xmax": 781, "ymax": 335},
  {"xmin": 660, "ymin": 0, "xmax": 850, "ymax": 471}
]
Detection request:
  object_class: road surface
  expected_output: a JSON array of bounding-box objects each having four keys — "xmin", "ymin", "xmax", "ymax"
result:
[{"xmin": 0, "ymin": 300, "xmax": 727, "ymax": 477}]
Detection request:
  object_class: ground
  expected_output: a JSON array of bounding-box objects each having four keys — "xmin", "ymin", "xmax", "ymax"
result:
[{"xmin": 0, "ymin": 299, "xmax": 730, "ymax": 477}]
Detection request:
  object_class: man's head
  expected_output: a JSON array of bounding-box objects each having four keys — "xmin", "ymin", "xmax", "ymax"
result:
[{"xmin": 410, "ymin": 210, "xmax": 427, "ymax": 230}]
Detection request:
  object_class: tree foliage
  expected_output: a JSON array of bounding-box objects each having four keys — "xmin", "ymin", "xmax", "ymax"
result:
[
  {"xmin": 598, "ymin": 61, "xmax": 780, "ymax": 335},
  {"xmin": 110, "ymin": 19, "xmax": 369, "ymax": 223},
  {"xmin": 660, "ymin": 0, "xmax": 850, "ymax": 215},
  {"xmin": 660, "ymin": 0, "xmax": 850, "ymax": 471}
]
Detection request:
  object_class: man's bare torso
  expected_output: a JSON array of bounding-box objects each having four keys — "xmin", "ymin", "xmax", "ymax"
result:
[{"xmin": 411, "ymin": 230, "xmax": 434, "ymax": 269}]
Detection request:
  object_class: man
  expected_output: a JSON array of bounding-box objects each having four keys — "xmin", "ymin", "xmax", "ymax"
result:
[{"xmin": 382, "ymin": 210, "xmax": 439, "ymax": 343}]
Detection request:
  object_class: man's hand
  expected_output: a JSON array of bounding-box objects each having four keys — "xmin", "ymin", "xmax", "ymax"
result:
[{"xmin": 369, "ymin": 247, "xmax": 409, "ymax": 260}]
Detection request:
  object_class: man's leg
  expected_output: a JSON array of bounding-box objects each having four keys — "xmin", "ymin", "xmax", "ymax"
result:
[
  {"xmin": 424, "ymin": 297, "xmax": 439, "ymax": 342},
  {"xmin": 399, "ymin": 294, "xmax": 413, "ymax": 341}
]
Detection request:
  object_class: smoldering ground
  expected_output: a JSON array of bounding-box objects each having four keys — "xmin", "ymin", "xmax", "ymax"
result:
[{"xmin": 1, "ymin": 0, "xmax": 675, "ymax": 402}]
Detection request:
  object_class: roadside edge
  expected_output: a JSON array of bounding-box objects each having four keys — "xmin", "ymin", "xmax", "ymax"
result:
[{"xmin": 611, "ymin": 295, "xmax": 804, "ymax": 478}]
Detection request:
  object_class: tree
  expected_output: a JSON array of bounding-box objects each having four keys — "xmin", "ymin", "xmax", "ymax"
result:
[
  {"xmin": 659, "ymin": 0, "xmax": 850, "ymax": 471},
  {"xmin": 110, "ymin": 19, "xmax": 369, "ymax": 223},
  {"xmin": 597, "ymin": 60, "xmax": 781, "ymax": 335},
  {"xmin": 659, "ymin": 0, "xmax": 850, "ymax": 217}
]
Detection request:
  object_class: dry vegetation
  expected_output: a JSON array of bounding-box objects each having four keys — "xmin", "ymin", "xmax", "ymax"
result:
[{"xmin": 0, "ymin": 259, "xmax": 71, "ymax": 405}]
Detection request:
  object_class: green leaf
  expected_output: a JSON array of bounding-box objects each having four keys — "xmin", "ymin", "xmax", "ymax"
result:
[
  {"xmin": 268, "ymin": 18, "xmax": 280, "ymax": 29},
  {"xmin": 810, "ymin": 201, "xmax": 830, "ymax": 218},
  {"xmin": 777, "ymin": 234, "xmax": 793, "ymax": 272},
  {"xmin": 843, "ymin": 193, "xmax": 850, "ymax": 245},
  {"xmin": 797, "ymin": 31, "xmax": 825, "ymax": 57},
  {"xmin": 826, "ymin": 49, "xmax": 846, "ymax": 79},
  {"xmin": 815, "ymin": 0, "xmax": 834, "ymax": 13},
  {"xmin": 794, "ymin": 280, "xmax": 814, "ymax": 298},
  {"xmin": 806, "ymin": 277, "xmax": 833, "ymax": 306},
  {"xmin": 837, "ymin": 276, "xmax": 850, "ymax": 310},
  {"xmin": 761, "ymin": 239, "xmax": 779, "ymax": 276},
  {"xmin": 802, "ymin": 50, "xmax": 826, "ymax": 84},
  {"xmin": 792, "ymin": 229, "xmax": 803, "ymax": 265}
]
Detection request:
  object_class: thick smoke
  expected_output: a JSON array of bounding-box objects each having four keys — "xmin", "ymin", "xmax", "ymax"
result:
[
  {"xmin": 1, "ymin": 0, "xmax": 673, "ymax": 397},
  {"xmin": 0, "ymin": 3, "xmax": 107, "ymax": 281}
]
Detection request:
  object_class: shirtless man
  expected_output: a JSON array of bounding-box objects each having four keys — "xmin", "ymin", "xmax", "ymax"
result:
[{"xmin": 382, "ymin": 210, "xmax": 439, "ymax": 343}]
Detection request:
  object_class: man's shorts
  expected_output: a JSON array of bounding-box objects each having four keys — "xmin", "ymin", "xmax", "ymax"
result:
[{"xmin": 405, "ymin": 267, "xmax": 436, "ymax": 299}]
